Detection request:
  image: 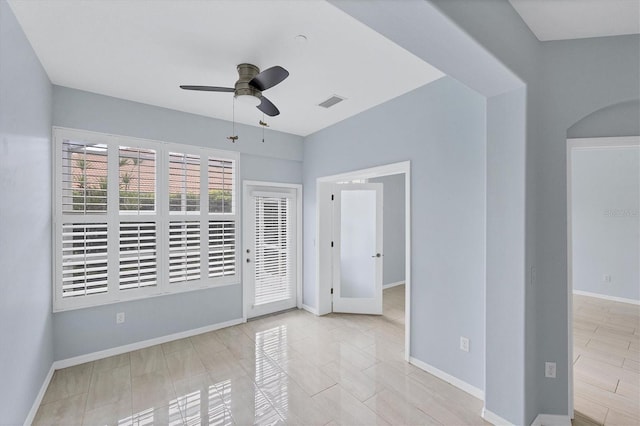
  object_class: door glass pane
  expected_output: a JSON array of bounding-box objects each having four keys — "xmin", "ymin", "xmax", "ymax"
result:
[
  {"xmin": 254, "ymin": 196, "xmax": 293, "ymax": 306},
  {"xmin": 340, "ymin": 190, "xmax": 376, "ymax": 298}
]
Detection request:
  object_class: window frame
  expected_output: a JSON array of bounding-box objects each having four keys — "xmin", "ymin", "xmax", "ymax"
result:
[{"xmin": 53, "ymin": 127, "xmax": 240, "ymax": 312}]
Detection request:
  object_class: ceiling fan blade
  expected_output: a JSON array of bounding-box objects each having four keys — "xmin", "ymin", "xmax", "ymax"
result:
[
  {"xmin": 257, "ymin": 96, "xmax": 280, "ymax": 117},
  {"xmin": 180, "ymin": 85, "xmax": 235, "ymax": 92},
  {"xmin": 249, "ymin": 66, "xmax": 289, "ymax": 91}
]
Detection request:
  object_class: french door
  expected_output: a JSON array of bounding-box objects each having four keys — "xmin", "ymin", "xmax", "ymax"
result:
[
  {"xmin": 332, "ymin": 183, "xmax": 383, "ymax": 314},
  {"xmin": 244, "ymin": 183, "xmax": 299, "ymax": 319}
]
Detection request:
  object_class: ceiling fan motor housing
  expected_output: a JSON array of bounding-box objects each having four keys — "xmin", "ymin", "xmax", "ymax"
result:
[{"xmin": 235, "ymin": 63, "xmax": 262, "ymax": 98}]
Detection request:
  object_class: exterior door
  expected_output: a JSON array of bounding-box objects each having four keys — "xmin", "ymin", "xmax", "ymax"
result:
[
  {"xmin": 244, "ymin": 185, "xmax": 297, "ymax": 319},
  {"xmin": 332, "ymin": 183, "xmax": 383, "ymax": 314}
]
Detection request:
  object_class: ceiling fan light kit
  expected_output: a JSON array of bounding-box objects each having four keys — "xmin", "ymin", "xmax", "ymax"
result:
[
  {"xmin": 235, "ymin": 94, "xmax": 261, "ymax": 106},
  {"xmin": 180, "ymin": 63, "xmax": 289, "ymax": 118}
]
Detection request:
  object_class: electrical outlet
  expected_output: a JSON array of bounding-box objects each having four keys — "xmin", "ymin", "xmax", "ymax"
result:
[
  {"xmin": 116, "ymin": 312, "xmax": 125, "ymax": 324},
  {"xmin": 545, "ymin": 362, "xmax": 556, "ymax": 378},
  {"xmin": 460, "ymin": 336, "xmax": 470, "ymax": 352},
  {"xmin": 603, "ymin": 274, "xmax": 612, "ymax": 283}
]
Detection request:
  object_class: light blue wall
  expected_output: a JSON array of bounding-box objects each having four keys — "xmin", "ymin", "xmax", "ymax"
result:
[
  {"xmin": 571, "ymin": 146, "xmax": 640, "ymax": 301},
  {"xmin": 568, "ymin": 100, "xmax": 640, "ymax": 139},
  {"xmin": 52, "ymin": 86, "xmax": 303, "ymax": 360},
  {"xmin": 369, "ymin": 174, "xmax": 405, "ymax": 286},
  {"xmin": 304, "ymin": 76, "xmax": 487, "ymax": 391},
  {"xmin": 485, "ymin": 87, "xmax": 527, "ymax": 422},
  {"xmin": 54, "ymin": 285, "xmax": 242, "ymax": 360},
  {"xmin": 52, "ymin": 86, "xmax": 303, "ymax": 162},
  {"xmin": 0, "ymin": 1, "xmax": 54, "ymax": 423}
]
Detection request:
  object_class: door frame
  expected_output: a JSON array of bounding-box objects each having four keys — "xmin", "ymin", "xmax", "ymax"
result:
[
  {"xmin": 242, "ymin": 180, "xmax": 303, "ymax": 322},
  {"xmin": 316, "ymin": 161, "xmax": 411, "ymax": 361},
  {"xmin": 566, "ymin": 136, "xmax": 640, "ymax": 418}
]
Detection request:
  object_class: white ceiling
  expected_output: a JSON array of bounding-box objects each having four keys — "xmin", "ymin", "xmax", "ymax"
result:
[
  {"xmin": 8, "ymin": 0, "xmax": 444, "ymax": 137},
  {"xmin": 509, "ymin": 0, "xmax": 640, "ymax": 41}
]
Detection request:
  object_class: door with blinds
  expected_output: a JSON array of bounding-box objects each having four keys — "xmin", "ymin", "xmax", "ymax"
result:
[{"xmin": 244, "ymin": 183, "xmax": 299, "ymax": 319}]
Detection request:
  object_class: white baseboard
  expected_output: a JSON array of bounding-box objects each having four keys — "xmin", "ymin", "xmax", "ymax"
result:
[
  {"xmin": 23, "ymin": 364, "xmax": 55, "ymax": 426},
  {"xmin": 54, "ymin": 317, "xmax": 244, "ymax": 369},
  {"xmin": 302, "ymin": 304, "xmax": 319, "ymax": 315},
  {"xmin": 573, "ymin": 289, "xmax": 640, "ymax": 306},
  {"xmin": 481, "ymin": 407, "xmax": 514, "ymax": 426},
  {"xmin": 383, "ymin": 280, "xmax": 405, "ymax": 289},
  {"xmin": 409, "ymin": 356, "xmax": 484, "ymax": 400},
  {"xmin": 531, "ymin": 414, "xmax": 572, "ymax": 426}
]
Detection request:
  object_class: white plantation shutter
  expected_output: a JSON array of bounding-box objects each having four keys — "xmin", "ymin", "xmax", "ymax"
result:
[
  {"xmin": 254, "ymin": 196, "xmax": 293, "ymax": 306},
  {"xmin": 61, "ymin": 223, "xmax": 109, "ymax": 297},
  {"xmin": 206, "ymin": 155, "xmax": 237, "ymax": 282},
  {"xmin": 208, "ymin": 221, "xmax": 236, "ymax": 277},
  {"xmin": 54, "ymin": 128, "xmax": 239, "ymax": 311},
  {"xmin": 119, "ymin": 222, "xmax": 157, "ymax": 290},
  {"xmin": 169, "ymin": 221, "xmax": 201, "ymax": 283}
]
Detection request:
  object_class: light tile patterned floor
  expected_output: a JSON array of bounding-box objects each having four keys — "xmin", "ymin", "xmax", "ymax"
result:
[
  {"xmin": 573, "ymin": 294, "xmax": 640, "ymax": 426},
  {"xmin": 33, "ymin": 285, "xmax": 488, "ymax": 425}
]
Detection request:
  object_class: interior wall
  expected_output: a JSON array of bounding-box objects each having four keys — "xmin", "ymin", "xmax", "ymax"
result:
[
  {"xmin": 571, "ymin": 146, "xmax": 640, "ymax": 301},
  {"xmin": 304, "ymin": 76, "xmax": 487, "ymax": 391},
  {"xmin": 485, "ymin": 87, "xmax": 527, "ymax": 422},
  {"xmin": 52, "ymin": 86, "xmax": 303, "ymax": 360},
  {"xmin": 0, "ymin": 1, "xmax": 54, "ymax": 423},
  {"xmin": 568, "ymin": 100, "xmax": 640, "ymax": 139},
  {"xmin": 369, "ymin": 174, "xmax": 405, "ymax": 286}
]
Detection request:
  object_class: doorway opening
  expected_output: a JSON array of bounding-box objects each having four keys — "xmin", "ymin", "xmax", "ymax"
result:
[
  {"xmin": 316, "ymin": 161, "xmax": 411, "ymax": 360},
  {"xmin": 243, "ymin": 181, "xmax": 303, "ymax": 320},
  {"xmin": 567, "ymin": 137, "xmax": 640, "ymax": 423}
]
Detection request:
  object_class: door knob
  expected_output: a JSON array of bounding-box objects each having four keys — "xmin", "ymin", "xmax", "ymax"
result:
[{"xmin": 371, "ymin": 253, "xmax": 382, "ymax": 258}]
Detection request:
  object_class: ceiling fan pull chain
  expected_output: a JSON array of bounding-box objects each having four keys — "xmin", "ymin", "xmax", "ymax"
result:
[
  {"xmin": 258, "ymin": 114, "xmax": 270, "ymax": 143},
  {"xmin": 227, "ymin": 97, "xmax": 238, "ymax": 143}
]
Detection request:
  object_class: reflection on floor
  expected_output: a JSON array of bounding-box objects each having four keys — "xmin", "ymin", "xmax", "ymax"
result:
[
  {"xmin": 34, "ymin": 284, "xmax": 487, "ymax": 425},
  {"xmin": 573, "ymin": 294, "xmax": 640, "ymax": 426}
]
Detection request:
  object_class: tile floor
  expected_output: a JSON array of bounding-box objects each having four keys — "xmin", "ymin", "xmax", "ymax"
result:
[
  {"xmin": 572, "ymin": 294, "xmax": 640, "ymax": 426},
  {"xmin": 33, "ymin": 285, "xmax": 488, "ymax": 425}
]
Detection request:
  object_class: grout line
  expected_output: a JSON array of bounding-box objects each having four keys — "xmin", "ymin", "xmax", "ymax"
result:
[
  {"xmin": 308, "ymin": 382, "xmax": 339, "ymax": 398},
  {"xmin": 81, "ymin": 362, "xmax": 95, "ymax": 423},
  {"xmin": 128, "ymin": 357, "xmax": 134, "ymax": 423},
  {"xmin": 602, "ymin": 408, "xmax": 610, "ymax": 425}
]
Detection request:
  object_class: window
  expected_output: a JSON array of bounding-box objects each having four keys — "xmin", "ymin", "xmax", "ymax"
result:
[{"xmin": 53, "ymin": 128, "xmax": 239, "ymax": 311}]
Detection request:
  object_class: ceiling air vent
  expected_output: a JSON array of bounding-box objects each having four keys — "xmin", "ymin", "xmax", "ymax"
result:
[{"xmin": 318, "ymin": 95, "xmax": 345, "ymax": 109}]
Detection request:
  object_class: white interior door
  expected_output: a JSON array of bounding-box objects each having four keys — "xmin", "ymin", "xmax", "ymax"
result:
[
  {"xmin": 332, "ymin": 183, "xmax": 383, "ymax": 314},
  {"xmin": 244, "ymin": 185, "xmax": 297, "ymax": 319}
]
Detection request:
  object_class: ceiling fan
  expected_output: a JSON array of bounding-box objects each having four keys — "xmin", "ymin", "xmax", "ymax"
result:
[{"xmin": 180, "ymin": 63, "xmax": 289, "ymax": 117}]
